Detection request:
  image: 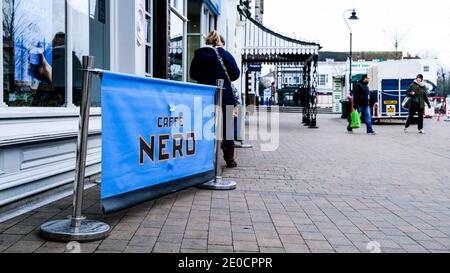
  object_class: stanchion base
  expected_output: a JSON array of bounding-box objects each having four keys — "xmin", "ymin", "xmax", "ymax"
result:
[
  {"xmin": 40, "ymin": 219, "xmax": 111, "ymax": 242},
  {"xmin": 198, "ymin": 177, "xmax": 237, "ymax": 191},
  {"xmin": 235, "ymin": 143, "xmax": 253, "ymax": 149}
]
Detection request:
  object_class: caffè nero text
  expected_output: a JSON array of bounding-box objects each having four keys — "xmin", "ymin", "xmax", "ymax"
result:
[{"xmin": 139, "ymin": 115, "xmax": 196, "ymax": 165}]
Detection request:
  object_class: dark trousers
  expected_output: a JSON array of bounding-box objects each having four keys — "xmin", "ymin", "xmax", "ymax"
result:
[
  {"xmin": 222, "ymin": 103, "xmax": 235, "ymax": 149},
  {"xmin": 405, "ymin": 107, "xmax": 424, "ymax": 130},
  {"xmin": 347, "ymin": 105, "xmax": 374, "ymax": 133}
]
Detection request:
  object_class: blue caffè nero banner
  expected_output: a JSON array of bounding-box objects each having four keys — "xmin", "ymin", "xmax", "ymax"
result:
[{"xmin": 101, "ymin": 72, "xmax": 216, "ymax": 214}]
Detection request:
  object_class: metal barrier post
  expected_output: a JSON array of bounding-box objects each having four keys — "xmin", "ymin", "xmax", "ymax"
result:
[
  {"xmin": 199, "ymin": 80, "xmax": 237, "ymax": 190},
  {"xmin": 446, "ymin": 97, "xmax": 450, "ymax": 122},
  {"xmin": 40, "ymin": 56, "xmax": 110, "ymax": 242}
]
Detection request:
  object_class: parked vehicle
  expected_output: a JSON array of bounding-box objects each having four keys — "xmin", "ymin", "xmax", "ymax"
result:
[{"xmin": 368, "ymin": 60, "xmax": 432, "ymax": 123}]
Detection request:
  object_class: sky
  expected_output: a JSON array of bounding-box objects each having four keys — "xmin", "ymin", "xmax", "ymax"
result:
[{"xmin": 263, "ymin": 0, "xmax": 450, "ymax": 68}]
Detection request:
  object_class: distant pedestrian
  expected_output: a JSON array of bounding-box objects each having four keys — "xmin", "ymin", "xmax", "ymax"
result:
[
  {"xmin": 271, "ymin": 82, "xmax": 277, "ymax": 106},
  {"xmin": 347, "ymin": 74, "xmax": 376, "ymax": 135},
  {"xmin": 293, "ymin": 89, "xmax": 299, "ymax": 107},
  {"xmin": 404, "ymin": 74, "xmax": 431, "ymax": 134}
]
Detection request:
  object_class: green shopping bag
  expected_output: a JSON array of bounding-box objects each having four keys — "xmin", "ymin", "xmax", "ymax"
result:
[{"xmin": 350, "ymin": 109, "xmax": 361, "ymax": 129}]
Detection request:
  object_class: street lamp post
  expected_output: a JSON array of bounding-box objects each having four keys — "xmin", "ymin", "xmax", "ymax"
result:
[{"xmin": 343, "ymin": 9, "xmax": 359, "ymax": 97}]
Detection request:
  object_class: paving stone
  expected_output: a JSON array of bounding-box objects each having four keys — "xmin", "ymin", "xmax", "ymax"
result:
[
  {"xmin": 4, "ymin": 240, "xmax": 44, "ymax": 253},
  {"xmin": 135, "ymin": 228, "xmax": 161, "ymax": 237},
  {"xmin": 305, "ymin": 240, "xmax": 334, "ymax": 251},
  {"xmin": 208, "ymin": 245, "xmax": 234, "ymax": 253},
  {"xmin": 278, "ymin": 235, "xmax": 305, "ymax": 245},
  {"xmin": 283, "ymin": 244, "xmax": 310, "ymax": 253},
  {"xmin": 208, "ymin": 235, "xmax": 233, "ymax": 246},
  {"xmin": 181, "ymin": 239, "xmax": 207, "ymax": 250},
  {"xmin": 327, "ymin": 237, "xmax": 354, "ymax": 246},
  {"xmin": 300, "ymin": 232, "xmax": 326, "ymax": 241},
  {"xmin": 97, "ymin": 239, "xmax": 129, "ymax": 252},
  {"xmin": 382, "ymin": 248, "xmax": 406, "ymax": 254},
  {"xmin": 185, "ymin": 230, "xmax": 208, "ymax": 240},
  {"xmin": 401, "ymin": 244, "xmax": 429, "ymax": 253},
  {"xmin": 257, "ymin": 238, "xmax": 283, "ymax": 248},
  {"xmin": 34, "ymin": 247, "xmax": 66, "ymax": 253},
  {"xmin": 260, "ymin": 247, "xmax": 286, "ymax": 253},
  {"xmin": 232, "ymin": 232, "xmax": 257, "ymax": 242},
  {"xmin": 0, "ymin": 234, "xmax": 24, "ymax": 247},
  {"xmin": 129, "ymin": 236, "xmax": 157, "ymax": 247},
  {"xmin": 108, "ymin": 230, "xmax": 136, "ymax": 240},
  {"xmin": 180, "ymin": 248, "xmax": 207, "ymax": 253},
  {"xmin": 157, "ymin": 233, "xmax": 184, "ymax": 244},
  {"xmin": 233, "ymin": 241, "xmax": 259, "ymax": 252},
  {"xmin": 3, "ymin": 225, "xmax": 36, "ymax": 235},
  {"xmin": 153, "ymin": 242, "xmax": 181, "ymax": 253},
  {"xmin": 416, "ymin": 240, "xmax": 448, "ymax": 251},
  {"xmin": 334, "ymin": 246, "xmax": 360, "ymax": 253}
]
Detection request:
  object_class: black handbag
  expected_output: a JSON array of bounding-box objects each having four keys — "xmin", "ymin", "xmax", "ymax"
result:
[
  {"xmin": 213, "ymin": 48, "xmax": 241, "ymax": 105},
  {"xmin": 412, "ymin": 95, "xmax": 420, "ymax": 106}
]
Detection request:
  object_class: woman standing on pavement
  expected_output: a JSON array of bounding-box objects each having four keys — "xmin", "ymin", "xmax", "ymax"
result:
[
  {"xmin": 404, "ymin": 74, "xmax": 431, "ymax": 134},
  {"xmin": 190, "ymin": 31, "xmax": 241, "ymax": 168}
]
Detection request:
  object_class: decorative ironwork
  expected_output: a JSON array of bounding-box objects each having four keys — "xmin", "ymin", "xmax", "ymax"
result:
[
  {"xmin": 303, "ymin": 62, "xmax": 313, "ymax": 127},
  {"xmin": 237, "ymin": 3, "xmax": 321, "ymax": 129},
  {"xmin": 309, "ymin": 55, "xmax": 319, "ymax": 128},
  {"xmin": 301, "ymin": 65, "xmax": 308, "ymax": 125}
]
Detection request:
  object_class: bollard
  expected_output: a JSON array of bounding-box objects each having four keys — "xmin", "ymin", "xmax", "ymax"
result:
[
  {"xmin": 198, "ymin": 80, "xmax": 237, "ymax": 191},
  {"xmin": 40, "ymin": 56, "xmax": 111, "ymax": 242},
  {"xmin": 235, "ymin": 104, "xmax": 253, "ymax": 149}
]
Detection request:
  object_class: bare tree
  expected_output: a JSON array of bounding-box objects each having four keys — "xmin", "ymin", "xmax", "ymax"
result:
[
  {"xmin": 3, "ymin": 0, "xmax": 39, "ymax": 92},
  {"xmin": 382, "ymin": 27, "xmax": 409, "ymax": 52},
  {"xmin": 438, "ymin": 66, "xmax": 449, "ymax": 96}
]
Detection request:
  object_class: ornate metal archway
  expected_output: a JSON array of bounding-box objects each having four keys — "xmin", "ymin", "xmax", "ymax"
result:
[{"xmin": 238, "ymin": 5, "xmax": 322, "ymax": 128}]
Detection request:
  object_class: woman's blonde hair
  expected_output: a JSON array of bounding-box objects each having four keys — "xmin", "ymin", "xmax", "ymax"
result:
[{"xmin": 205, "ymin": 31, "xmax": 224, "ymax": 47}]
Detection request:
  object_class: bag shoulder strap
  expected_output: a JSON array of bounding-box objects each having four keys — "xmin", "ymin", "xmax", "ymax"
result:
[{"xmin": 213, "ymin": 48, "xmax": 233, "ymax": 84}]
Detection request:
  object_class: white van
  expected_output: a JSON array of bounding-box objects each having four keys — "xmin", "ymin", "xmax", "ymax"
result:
[{"xmin": 368, "ymin": 60, "xmax": 424, "ymax": 122}]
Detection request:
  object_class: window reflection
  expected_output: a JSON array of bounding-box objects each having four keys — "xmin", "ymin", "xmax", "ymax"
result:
[
  {"xmin": 2, "ymin": 0, "xmax": 65, "ymax": 107},
  {"xmin": 169, "ymin": 11, "xmax": 184, "ymax": 82},
  {"xmin": 71, "ymin": 0, "xmax": 90, "ymax": 106}
]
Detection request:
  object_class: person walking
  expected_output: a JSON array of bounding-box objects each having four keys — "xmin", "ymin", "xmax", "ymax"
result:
[
  {"xmin": 347, "ymin": 74, "xmax": 376, "ymax": 135},
  {"xmin": 404, "ymin": 74, "xmax": 431, "ymax": 134},
  {"xmin": 190, "ymin": 31, "xmax": 241, "ymax": 168}
]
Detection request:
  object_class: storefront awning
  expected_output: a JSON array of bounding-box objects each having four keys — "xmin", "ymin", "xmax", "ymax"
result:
[
  {"xmin": 204, "ymin": 0, "xmax": 221, "ymax": 16},
  {"xmin": 239, "ymin": 8, "xmax": 321, "ymax": 63}
]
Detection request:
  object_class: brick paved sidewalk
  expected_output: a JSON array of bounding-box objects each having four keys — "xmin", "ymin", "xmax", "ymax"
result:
[{"xmin": 1, "ymin": 114, "xmax": 450, "ymax": 253}]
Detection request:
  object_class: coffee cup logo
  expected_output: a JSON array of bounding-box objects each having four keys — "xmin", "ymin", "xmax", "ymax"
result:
[{"xmin": 29, "ymin": 46, "xmax": 44, "ymax": 66}]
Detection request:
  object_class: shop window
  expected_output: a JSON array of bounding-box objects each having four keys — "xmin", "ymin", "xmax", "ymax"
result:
[
  {"xmin": 2, "ymin": 0, "xmax": 66, "ymax": 107},
  {"xmin": 169, "ymin": 0, "xmax": 186, "ymax": 82},
  {"xmin": 319, "ymin": 74, "xmax": 329, "ymax": 86}
]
